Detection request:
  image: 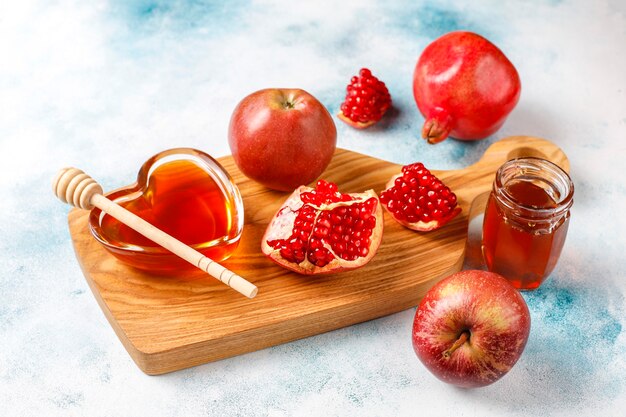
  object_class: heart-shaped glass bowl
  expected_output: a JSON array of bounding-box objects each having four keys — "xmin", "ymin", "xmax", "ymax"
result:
[{"xmin": 89, "ymin": 148, "xmax": 244, "ymax": 274}]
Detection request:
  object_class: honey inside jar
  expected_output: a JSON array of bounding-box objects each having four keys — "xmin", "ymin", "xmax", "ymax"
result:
[
  {"xmin": 482, "ymin": 158, "xmax": 574, "ymax": 290},
  {"xmin": 90, "ymin": 149, "xmax": 244, "ymax": 274}
]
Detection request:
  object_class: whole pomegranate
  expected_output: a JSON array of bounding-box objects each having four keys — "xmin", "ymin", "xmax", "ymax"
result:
[
  {"xmin": 262, "ymin": 180, "xmax": 383, "ymax": 274},
  {"xmin": 413, "ymin": 31, "xmax": 521, "ymax": 144}
]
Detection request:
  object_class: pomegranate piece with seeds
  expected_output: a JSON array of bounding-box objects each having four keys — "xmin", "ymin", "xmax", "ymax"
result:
[
  {"xmin": 380, "ymin": 163, "xmax": 461, "ymax": 232},
  {"xmin": 261, "ymin": 180, "xmax": 384, "ymax": 275},
  {"xmin": 338, "ymin": 68, "xmax": 392, "ymax": 129}
]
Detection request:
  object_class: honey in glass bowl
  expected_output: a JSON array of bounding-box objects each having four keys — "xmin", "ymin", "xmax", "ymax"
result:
[
  {"xmin": 482, "ymin": 157, "xmax": 574, "ymax": 290},
  {"xmin": 89, "ymin": 148, "xmax": 244, "ymax": 274}
]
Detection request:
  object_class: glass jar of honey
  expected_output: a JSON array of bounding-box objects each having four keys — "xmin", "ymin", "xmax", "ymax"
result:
[{"xmin": 482, "ymin": 157, "xmax": 574, "ymax": 290}]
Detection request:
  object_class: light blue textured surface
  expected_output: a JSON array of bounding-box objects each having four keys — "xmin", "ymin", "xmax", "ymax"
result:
[{"xmin": 1, "ymin": 0, "xmax": 625, "ymax": 416}]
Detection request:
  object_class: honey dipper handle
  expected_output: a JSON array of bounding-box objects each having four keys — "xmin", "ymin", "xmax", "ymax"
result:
[{"xmin": 91, "ymin": 194, "xmax": 258, "ymax": 298}]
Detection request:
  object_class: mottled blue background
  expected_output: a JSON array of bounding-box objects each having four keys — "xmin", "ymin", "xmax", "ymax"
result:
[{"xmin": 1, "ymin": 0, "xmax": 625, "ymax": 416}]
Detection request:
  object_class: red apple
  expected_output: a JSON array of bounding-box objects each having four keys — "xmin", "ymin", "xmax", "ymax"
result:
[
  {"xmin": 412, "ymin": 270, "xmax": 531, "ymax": 388},
  {"xmin": 228, "ymin": 88, "xmax": 337, "ymax": 191}
]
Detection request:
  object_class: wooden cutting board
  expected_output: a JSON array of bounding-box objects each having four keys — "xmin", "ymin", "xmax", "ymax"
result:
[{"xmin": 68, "ymin": 136, "xmax": 569, "ymax": 375}]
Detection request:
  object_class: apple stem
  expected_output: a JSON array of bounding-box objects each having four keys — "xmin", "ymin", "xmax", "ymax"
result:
[
  {"xmin": 281, "ymin": 92, "xmax": 298, "ymax": 110},
  {"xmin": 442, "ymin": 331, "xmax": 470, "ymax": 359}
]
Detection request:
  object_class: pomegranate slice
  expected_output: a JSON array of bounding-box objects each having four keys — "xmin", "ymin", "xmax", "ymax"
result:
[
  {"xmin": 380, "ymin": 163, "xmax": 460, "ymax": 232},
  {"xmin": 338, "ymin": 68, "xmax": 392, "ymax": 129},
  {"xmin": 262, "ymin": 180, "xmax": 384, "ymax": 274}
]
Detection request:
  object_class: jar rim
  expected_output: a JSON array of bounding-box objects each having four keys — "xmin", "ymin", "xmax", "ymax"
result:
[{"xmin": 494, "ymin": 157, "xmax": 574, "ymax": 218}]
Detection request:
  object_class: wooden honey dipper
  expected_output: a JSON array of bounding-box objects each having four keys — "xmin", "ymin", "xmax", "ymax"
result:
[{"xmin": 52, "ymin": 167, "xmax": 258, "ymax": 299}]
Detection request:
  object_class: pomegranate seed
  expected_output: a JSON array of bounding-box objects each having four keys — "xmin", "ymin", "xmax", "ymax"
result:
[
  {"xmin": 309, "ymin": 239, "xmax": 322, "ymax": 249},
  {"xmin": 294, "ymin": 249, "xmax": 305, "ymax": 263},
  {"xmin": 318, "ymin": 217, "xmax": 331, "ymax": 229},
  {"xmin": 313, "ymin": 226, "xmax": 328, "ymax": 238},
  {"xmin": 317, "ymin": 179, "xmax": 337, "ymax": 193},
  {"xmin": 280, "ymin": 247, "xmax": 293, "ymax": 261},
  {"xmin": 367, "ymin": 216, "xmax": 377, "ymax": 228},
  {"xmin": 335, "ymin": 242, "xmax": 346, "ymax": 253}
]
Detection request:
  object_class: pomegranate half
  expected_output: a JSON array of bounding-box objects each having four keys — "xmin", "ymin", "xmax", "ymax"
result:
[{"xmin": 262, "ymin": 180, "xmax": 383, "ymax": 274}]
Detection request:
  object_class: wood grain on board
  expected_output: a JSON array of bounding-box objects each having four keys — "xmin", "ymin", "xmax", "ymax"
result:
[{"xmin": 68, "ymin": 136, "xmax": 569, "ymax": 374}]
